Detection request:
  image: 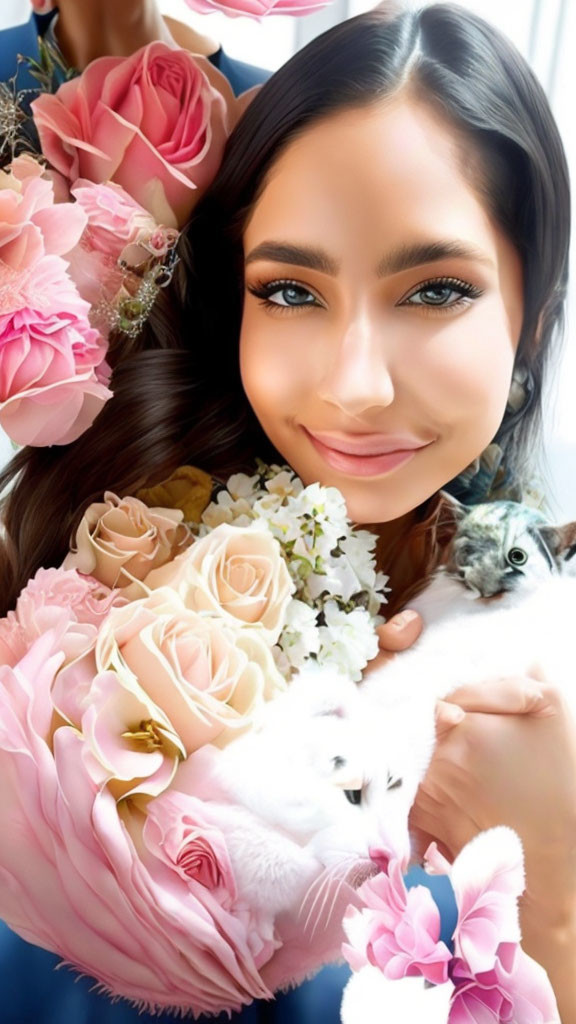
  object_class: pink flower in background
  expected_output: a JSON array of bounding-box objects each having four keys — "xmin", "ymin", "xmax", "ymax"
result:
[
  {"xmin": 32, "ymin": 43, "xmax": 237, "ymax": 227},
  {"xmin": 183, "ymin": 0, "xmax": 329, "ymax": 18},
  {"xmin": 343, "ymin": 858, "xmax": 452, "ymax": 987},
  {"xmin": 0, "ymin": 254, "xmax": 112, "ymax": 446},
  {"xmin": 68, "ymin": 181, "xmax": 160, "ymax": 307},
  {"xmin": 0, "ymin": 155, "xmax": 86, "ymax": 274}
]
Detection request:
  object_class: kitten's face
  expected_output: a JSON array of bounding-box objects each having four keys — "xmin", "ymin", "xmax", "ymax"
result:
[
  {"xmin": 445, "ymin": 501, "xmax": 558, "ymax": 598},
  {"xmin": 186, "ymin": 669, "xmax": 416, "ymax": 881}
]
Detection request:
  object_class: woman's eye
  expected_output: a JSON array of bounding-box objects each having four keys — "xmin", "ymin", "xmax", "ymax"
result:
[
  {"xmin": 246, "ymin": 279, "xmax": 320, "ymax": 310},
  {"xmin": 400, "ymin": 277, "xmax": 483, "ymax": 312}
]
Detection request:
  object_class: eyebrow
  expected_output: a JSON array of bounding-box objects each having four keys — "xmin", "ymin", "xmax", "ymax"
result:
[{"xmin": 244, "ymin": 239, "xmax": 494, "ymax": 276}]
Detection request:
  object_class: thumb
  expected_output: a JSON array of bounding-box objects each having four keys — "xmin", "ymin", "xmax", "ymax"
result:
[{"xmin": 377, "ymin": 610, "xmax": 422, "ymax": 653}]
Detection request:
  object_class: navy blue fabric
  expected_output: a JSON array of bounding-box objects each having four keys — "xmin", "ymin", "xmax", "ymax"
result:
[{"xmin": 0, "ymin": 11, "xmax": 269, "ymax": 96}]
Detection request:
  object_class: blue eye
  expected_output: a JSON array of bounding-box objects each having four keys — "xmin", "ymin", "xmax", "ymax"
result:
[
  {"xmin": 247, "ymin": 279, "xmax": 319, "ymax": 309},
  {"xmin": 401, "ymin": 277, "xmax": 483, "ymax": 311}
]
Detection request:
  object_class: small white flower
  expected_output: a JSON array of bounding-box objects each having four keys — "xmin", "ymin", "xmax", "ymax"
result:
[
  {"xmin": 317, "ymin": 602, "xmax": 379, "ymax": 681},
  {"xmin": 226, "ymin": 472, "xmax": 260, "ymax": 500},
  {"xmin": 265, "ymin": 470, "xmax": 303, "ymax": 499}
]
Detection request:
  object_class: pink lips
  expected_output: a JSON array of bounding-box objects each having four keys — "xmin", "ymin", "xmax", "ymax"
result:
[{"xmin": 304, "ymin": 428, "xmax": 433, "ymax": 478}]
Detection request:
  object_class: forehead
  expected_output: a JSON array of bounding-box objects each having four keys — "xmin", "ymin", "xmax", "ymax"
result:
[{"xmin": 244, "ymin": 96, "xmax": 500, "ymax": 258}]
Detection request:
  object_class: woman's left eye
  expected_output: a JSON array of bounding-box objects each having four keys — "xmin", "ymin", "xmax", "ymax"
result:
[{"xmin": 399, "ymin": 277, "xmax": 483, "ymax": 312}]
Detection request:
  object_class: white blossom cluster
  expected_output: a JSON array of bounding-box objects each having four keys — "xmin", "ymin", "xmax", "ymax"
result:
[{"xmin": 200, "ymin": 463, "xmax": 389, "ymax": 681}]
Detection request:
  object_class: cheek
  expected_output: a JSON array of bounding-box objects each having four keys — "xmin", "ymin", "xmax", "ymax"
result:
[
  {"xmin": 239, "ymin": 310, "xmax": 310, "ymax": 434},
  {"xmin": 412, "ymin": 302, "xmax": 517, "ymax": 436}
]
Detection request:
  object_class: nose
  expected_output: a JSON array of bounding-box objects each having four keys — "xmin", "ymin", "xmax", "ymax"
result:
[{"xmin": 317, "ymin": 309, "xmax": 395, "ymax": 417}]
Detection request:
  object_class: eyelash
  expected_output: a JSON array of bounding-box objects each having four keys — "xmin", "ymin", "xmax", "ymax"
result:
[{"xmin": 246, "ymin": 275, "xmax": 484, "ymax": 316}]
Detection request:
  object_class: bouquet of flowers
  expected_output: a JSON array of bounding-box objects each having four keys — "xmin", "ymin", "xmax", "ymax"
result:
[{"xmin": 0, "ymin": 461, "xmax": 388, "ymax": 1014}]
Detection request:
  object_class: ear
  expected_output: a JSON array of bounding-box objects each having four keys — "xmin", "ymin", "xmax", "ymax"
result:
[{"xmin": 536, "ymin": 521, "xmax": 576, "ymax": 571}]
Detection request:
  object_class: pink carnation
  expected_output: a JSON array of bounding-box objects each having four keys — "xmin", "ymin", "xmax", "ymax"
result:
[
  {"xmin": 183, "ymin": 0, "xmax": 329, "ymax": 17},
  {"xmin": 68, "ymin": 181, "xmax": 160, "ymax": 307},
  {"xmin": 0, "ymin": 254, "xmax": 112, "ymax": 446},
  {"xmin": 32, "ymin": 43, "xmax": 238, "ymax": 227},
  {"xmin": 343, "ymin": 858, "xmax": 452, "ymax": 987}
]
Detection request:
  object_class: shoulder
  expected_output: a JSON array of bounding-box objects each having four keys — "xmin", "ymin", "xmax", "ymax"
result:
[
  {"xmin": 0, "ymin": 7, "xmax": 55, "ymax": 86},
  {"xmin": 209, "ymin": 46, "xmax": 271, "ymax": 95}
]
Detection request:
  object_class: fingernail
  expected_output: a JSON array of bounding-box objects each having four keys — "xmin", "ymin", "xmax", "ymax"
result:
[
  {"xmin": 392, "ymin": 610, "xmax": 419, "ymax": 629},
  {"xmin": 440, "ymin": 705, "xmax": 465, "ymax": 725}
]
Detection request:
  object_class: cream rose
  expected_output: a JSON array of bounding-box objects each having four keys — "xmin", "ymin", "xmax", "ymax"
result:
[
  {"xmin": 63, "ymin": 492, "xmax": 191, "ymax": 591},
  {"xmin": 144, "ymin": 523, "xmax": 294, "ymax": 644},
  {"xmin": 95, "ymin": 588, "xmax": 285, "ymax": 756}
]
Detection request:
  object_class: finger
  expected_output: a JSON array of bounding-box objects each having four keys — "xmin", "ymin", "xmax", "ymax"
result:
[
  {"xmin": 443, "ymin": 677, "xmax": 560, "ymax": 718},
  {"xmin": 377, "ymin": 610, "xmax": 423, "ymax": 653},
  {"xmin": 435, "ymin": 699, "xmax": 466, "ymax": 738}
]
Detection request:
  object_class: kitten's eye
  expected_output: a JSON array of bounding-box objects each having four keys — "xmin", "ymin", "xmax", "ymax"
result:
[
  {"xmin": 386, "ymin": 772, "xmax": 403, "ymax": 791},
  {"xmin": 344, "ymin": 788, "xmax": 362, "ymax": 806},
  {"xmin": 332, "ymin": 756, "xmax": 347, "ymax": 770},
  {"xmin": 506, "ymin": 547, "xmax": 528, "ymax": 567}
]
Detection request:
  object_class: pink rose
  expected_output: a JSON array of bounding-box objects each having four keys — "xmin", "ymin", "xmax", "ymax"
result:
[
  {"xmin": 0, "ymin": 254, "xmax": 112, "ymax": 446},
  {"xmin": 63, "ymin": 491, "xmax": 192, "ymax": 592},
  {"xmin": 144, "ymin": 789, "xmax": 237, "ymax": 896},
  {"xmin": 0, "ymin": 154, "xmax": 86, "ymax": 274},
  {"xmin": 144, "ymin": 523, "xmax": 294, "ymax": 644},
  {"xmin": 0, "ymin": 633, "xmax": 273, "ymax": 1014},
  {"xmin": 183, "ymin": 0, "xmax": 329, "ymax": 17},
  {"xmin": 32, "ymin": 43, "xmax": 238, "ymax": 227}
]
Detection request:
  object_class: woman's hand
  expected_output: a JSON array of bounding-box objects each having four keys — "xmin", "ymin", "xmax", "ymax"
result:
[{"xmin": 409, "ymin": 673, "xmax": 576, "ymax": 1022}]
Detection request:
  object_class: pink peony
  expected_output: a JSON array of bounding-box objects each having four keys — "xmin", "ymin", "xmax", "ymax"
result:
[
  {"xmin": 0, "ymin": 254, "xmax": 112, "ymax": 446},
  {"xmin": 0, "ymin": 631, "xmax": 274, "ymax": 1014},
  {"xmin": 32, "ymin": 43, "xmax": 238, "ymax": 227},
  {"xmin": 183, "ymin": 0, "xmax": 330, "ymax": 17}
]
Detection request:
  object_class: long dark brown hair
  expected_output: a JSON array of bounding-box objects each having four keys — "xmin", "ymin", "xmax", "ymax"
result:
[{"xmin": 0, "ymin": 2, "xmax": 570, "ymax": 614}]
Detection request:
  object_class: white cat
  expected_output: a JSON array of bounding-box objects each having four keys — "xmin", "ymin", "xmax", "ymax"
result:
[{"xmin": 178, "ymin": 501, "xmax": 575, "ymax": 1018}]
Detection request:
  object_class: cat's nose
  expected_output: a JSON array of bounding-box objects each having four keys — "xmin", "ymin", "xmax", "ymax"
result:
[{"xmin": 368, "ymin": 846, "xmax": 391, "ymax": 872}]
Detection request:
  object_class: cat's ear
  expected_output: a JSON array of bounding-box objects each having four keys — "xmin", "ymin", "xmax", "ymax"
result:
[
  {"xmin": 437, "ymin": 490, "xmax": 468, "ymax": 531},
  {"xmin": 536, "ymin": 521, "xmax": 576, "ymax": 572}
]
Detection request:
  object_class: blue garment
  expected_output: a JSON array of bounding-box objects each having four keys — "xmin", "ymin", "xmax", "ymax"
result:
[{"xmin": 0, "ymin": 10, "xmax": 269, "ymax": 97}]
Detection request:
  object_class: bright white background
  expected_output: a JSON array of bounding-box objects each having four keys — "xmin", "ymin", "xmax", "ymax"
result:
[{"xmin": 160, "ymin": 0, "xmax": 576, "ymax": 521}]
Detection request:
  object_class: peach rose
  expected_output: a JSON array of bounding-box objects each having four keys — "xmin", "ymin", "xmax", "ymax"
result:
[
  {"xmin": 144, "ymin": 524, "xmax": 294, "ymax": 645},
  {"xmin": 31, "ymin": 43, "xmax": 238, "ymax": 227},
  {"xmin": 63, "ymin": 492, "xmax": 192, "ymax": 591},
  {"xmin": 94, "ymin": 588, "xmax": 285, "ymax": 755}
]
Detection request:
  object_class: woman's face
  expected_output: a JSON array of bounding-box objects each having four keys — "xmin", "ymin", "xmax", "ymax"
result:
[{"xmin": 240, "ymin": 96, "xmax": 524, "ymax": 524}]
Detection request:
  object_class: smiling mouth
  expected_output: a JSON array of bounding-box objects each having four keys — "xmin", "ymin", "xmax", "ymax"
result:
[{"xmin": 303, "ymin": 428, "xmax": 433, "ymax": 478}]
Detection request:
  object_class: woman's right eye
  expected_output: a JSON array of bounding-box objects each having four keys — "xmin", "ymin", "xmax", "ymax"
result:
[{"xmin": 246, "ymin": 279, "xmax": 321, "ymax": 310}]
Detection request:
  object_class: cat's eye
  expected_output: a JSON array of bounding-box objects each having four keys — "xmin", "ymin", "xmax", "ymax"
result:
[
  {"xmin": 332, "ymin": 756, "xmax": 347, "ymax": 770},
  {"xmin": 506, "ymin": 547, "xmax": 528, "ymax": 567},
  {"xmin": 344, "ymin": 788, "xmax": 362, "ymax": 806},
  {"xmin": 386, "ymin": 773, "xmax": 403, "ymax": 791}
]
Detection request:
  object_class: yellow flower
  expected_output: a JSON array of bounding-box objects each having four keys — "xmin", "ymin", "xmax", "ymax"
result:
[{"xmin": 136, "ymin": 465, "xmax": 213, "ymax": 524}]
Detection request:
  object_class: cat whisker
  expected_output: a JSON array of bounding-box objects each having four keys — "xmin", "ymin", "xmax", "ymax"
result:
[
  {"xmin": 308, "ymin": 861, "xmax": 355, "ymax": 942},
  {"xmin": 299, "ymin": 862, "xmax": 343, "ymax": 934},
  {"xmin": 302, "ymin": 857, "xmax": 357, "ymax": 939}
]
